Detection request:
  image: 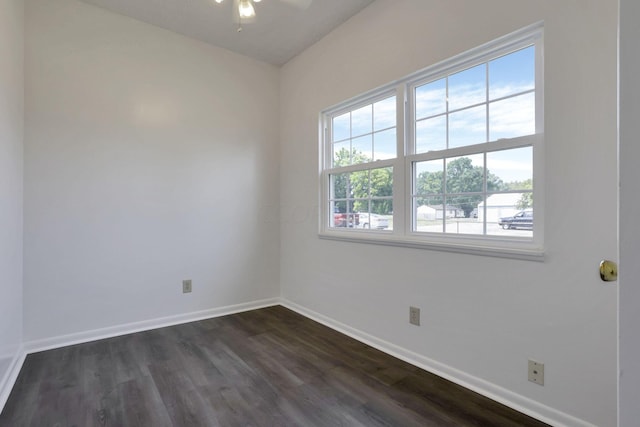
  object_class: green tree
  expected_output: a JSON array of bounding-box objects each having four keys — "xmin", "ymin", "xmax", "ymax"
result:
[
  {"xmin": 331, "ymin": 148, "xmax": 367, "ymax": 212},
  {"xmin": 416, "ymin": 157, "xmax": 505, "ymax": 217},
  {"xmin": 333, "ymin": 147, "xmax": 369, "ymax": 167},
  {"xmin": 508, "ymin": 179, "xmax": 533, "ymax": 209},
  {"xmin": 350, "ymin": 167, "xmax": 393, "ymax": 214},
  {"xmin": 331, "ymin": 148, "xmax": 393, "ymax": 215}
]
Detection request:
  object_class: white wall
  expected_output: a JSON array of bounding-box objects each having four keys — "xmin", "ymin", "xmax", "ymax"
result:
[
  {"xmin": 24, "ymin": 0, "xmax": 280, "ymax": 341},
  {"xmin": 280, "ymin": 1, "xmax": 618, "ymax": 426},
  {"xmin": 0, "ymin": 0, "xmax": 24, "ymax": 384},
  {"xmin": 618, "ymin": 0, "xmax": 640, "ymax": 425}
]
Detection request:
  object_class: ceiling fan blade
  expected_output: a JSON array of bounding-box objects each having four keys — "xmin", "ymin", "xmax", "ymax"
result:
[{"xmin": 279, "ymin": 0, "xmax": 313, "ymax": 10}]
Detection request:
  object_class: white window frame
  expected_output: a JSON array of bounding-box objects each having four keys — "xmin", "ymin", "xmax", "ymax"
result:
[{"xmin": 319, "ymin": 23, "xmax": 544, "ymax": 261}]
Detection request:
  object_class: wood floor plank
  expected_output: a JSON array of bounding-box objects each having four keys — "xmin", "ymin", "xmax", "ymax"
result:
[
  {"xmin": 328, "ymin": 364, "xmax": 459, "ymax": 427},
  {"xmin": 0, "ymin": 306, "xmax": 550, "ymax": 427},
  {"xmin": 117, "ymin": 377, "xmax": 173, "ymax": 427},
  {"xmin": 148, "ymin": 361, "xmax": 220, "ymax": 427}
]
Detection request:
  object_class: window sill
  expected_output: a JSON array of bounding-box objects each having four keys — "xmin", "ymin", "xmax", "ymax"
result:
[{"xmin": 319, "ymin": 230, "xmax": 544, "ymax": 262}]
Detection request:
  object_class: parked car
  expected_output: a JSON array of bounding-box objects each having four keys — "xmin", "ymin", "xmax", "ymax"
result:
[
  {"xmin": 499, "ymin": 210, "xmax": 533, "ymax": 230},
  {"xmin": 359, "ymin": 213, "xmax": 389, "ymax": 229},
  {"xmin": 333, "ymin": 206, "xmax": 359, "ymax": 227}
]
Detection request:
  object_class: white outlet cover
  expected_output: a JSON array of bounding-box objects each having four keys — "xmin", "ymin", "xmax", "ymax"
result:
[
  {"xmin": 409, "ymin": 306, "xmax": 420, "ymax": 326},
  {"xmin": 528, "ymin": 360, "xmax": 544, "ymax": 385}
]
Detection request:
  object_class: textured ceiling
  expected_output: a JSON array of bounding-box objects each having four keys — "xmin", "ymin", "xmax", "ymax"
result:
[{"xmin": 81, "ymin": 0, "xmax": 375, "ymax": 66}]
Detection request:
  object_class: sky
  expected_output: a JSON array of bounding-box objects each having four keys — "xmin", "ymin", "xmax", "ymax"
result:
[{"xmin": 331, "ymin": 45, "xmax": 535, "ymax": 184}]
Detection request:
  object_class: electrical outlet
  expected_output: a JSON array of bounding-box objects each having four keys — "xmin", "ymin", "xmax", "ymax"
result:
[
  {"xmin": 182, "ymin": 279, "xmax": 192, "ymax": 294},
  {"xmin": 409, "ymin": 306, "xmax": 420, "ymax": 326},
  {"xmin": 528, "ymin": 359, "xmax": 544, "ymax": 385}
]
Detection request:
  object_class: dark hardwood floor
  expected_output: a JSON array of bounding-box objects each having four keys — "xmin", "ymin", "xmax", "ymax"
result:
[{"xmin": 0, "ymin": 306, "xmax": 549, "ymax": 426}]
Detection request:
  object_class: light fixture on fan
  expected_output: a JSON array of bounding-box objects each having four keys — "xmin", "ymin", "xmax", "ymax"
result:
[
  {"xmin": 238, "ymin": 0, "xmax": 258, "ymax": 18},
  {"xmin": 214, "ymin": 0, "xmax": 312, "ymax": 32},
  {"xmin": 214, "ymin": 0, "xmax": 261, "ymax": 19}
]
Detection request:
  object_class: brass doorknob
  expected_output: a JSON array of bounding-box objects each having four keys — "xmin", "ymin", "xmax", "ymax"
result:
[{"xmin": 599, "ymin": 260, "xmax": 618, "ymax": 282}]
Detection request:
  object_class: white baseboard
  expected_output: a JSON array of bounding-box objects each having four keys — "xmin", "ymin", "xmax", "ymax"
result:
[
  {"xmin": 24, "ymin": 297, "xmax": 281, "ymax": 354},
  {"xmin": 0, "ymin": 347, "xmax": 27, "ymax": 413},
  {"xmin": 280, "ymin": 299, "xmax": 597, "ymax": 427}
]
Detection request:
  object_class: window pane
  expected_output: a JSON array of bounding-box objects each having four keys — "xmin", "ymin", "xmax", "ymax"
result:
[
  {"xmin": 351, "ymin": 199, "xmax": 368, "ymax": 217},
  {"xmin": 415, "ymin": 196, "xmax": 444, "ymax": 233},
  {"xmin": 359, "ymin": 202, "xmax": 392, "ymax": 230},
  {"xmin": 448, "ymin": 105, "xmax": 486, "ymax": 148},
  {"xmin": 416, "ymin": 78, "xmax": 446, "ymax": 119},
  {"xmin": 370, "ymin": 167, "xmax": 393, "ymax": 198},
  {"xmin": 368, "ymin": 200, "xmax": 393, "ymax": 230},
  {"xmin": 333, "ymin": 142, "xmax": 351, "ymax": 167},
  {"xmin": 484, "ymin": 193, "xmax": 533, "ymax": 238},
  {"xmin": 489, "ymin": 46, "xmax": 535, "ymax": 100},
  {"xmin": 445, "ymin": 196, "xmax": 482, "ymax": 234},
  {"xmin": 350, "ymin": 170, "xmax": 370, "ymax": 198},
  {"xmin": 371, "ymin": 198, "xmax": 392, "ymax": 215},
  {"xmin": 333, "ymin": 113, "xmax": 350, "ymax": 142},
  {"xmin": 448, "ymin": 64, "xmax": 486, "ymax": 111},
  {"xmin": 446, "ymin": 194, "xmax": 482, "ymax": 221},
  {"xmin": 330, "ymin": 172, "xmax": 348, "ymax": 199},
  {"xmin": 352, "ymin": 135, "xmax": 373, "ymax": 164},
  {"xmin": 329, "ymin": 200, "xmax": 355, "ymax": 231},
  {"xmin": 374, "ymin": 97, "xmax": 396, "ymax": 131},
  {"xmin": 332, "ymin": 200, "xmax": 347, "ymax": 212},
  {"xmin": 332, "ymin": 212, "xmax": 359, "ymax": 228},
  {"xmin": 351, "ymin": 104, "xmax": 372, "ymax": 137},
  {"xmin": 489, "ymin": 92, "xmax": 535, "ymax": 141},
  {"xmin": 374, "ymin": 128, "xmax": 396, "ymax": 160},
  {"xmin": 446, "ymin": 154, "xmax": 484, "ymax": 194},
  {"xmin": 487, "ymin": 147, "xmax": 533, "ymax": 190},
  {"xmin": 416, "ymin": 116, "xmax": 446, "ymax": 153},
  {"xmin": 354, "ymin": 200, "xmax": 370, "ymax": 215},
  {"xmin": 415, "ymin": 160, "xmax": 444, "ymax": 195}
]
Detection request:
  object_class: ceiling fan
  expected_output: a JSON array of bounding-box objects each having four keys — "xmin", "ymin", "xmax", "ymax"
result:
[{"xmin": 214, "ymin": 0, "xmax": 313, "ymax": 32}]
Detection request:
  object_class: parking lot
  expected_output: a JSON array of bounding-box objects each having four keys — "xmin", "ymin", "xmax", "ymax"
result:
[
  {"xmin": 417, "ymin": 220, "xmax": 532, "ymax": 237},
  {"xmin": 374, "ymin": 217, "xmax": 533, "ymax": 238}
]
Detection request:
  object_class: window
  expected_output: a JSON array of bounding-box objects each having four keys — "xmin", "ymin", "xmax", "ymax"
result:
[
  {"xmin": 320, "ymin": 24, "xmax": 544, "ymax": 259},
  {"xmin": 329, "ymin": 95, "xmax": 396, "ymax": 230}
]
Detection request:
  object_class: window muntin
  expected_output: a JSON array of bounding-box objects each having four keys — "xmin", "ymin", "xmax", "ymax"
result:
[
  {"xmin": 331, "ymin": 96, "xmax": 397, "ymax": 167},
  {"xmin": 321, "ymin": 24, "xmax": 543, "ymax": 257},
  {"xmin": 329, "ymin": 167, "xmax": 394, "ymax": 230},
  {"xmin": 489, "ymin": 92, "xmax": 535, "ymax": 140},
  {"xmin": 413, "ymin": 45, "xmax": 535, "ymax": 154},
  {"xmin": 489, "ymin": 46, "xmax": 535, "ymax": 99},
  {"xmin": 327, "ymin": 95, "xmax": 397, "ymax": 231},
  {"xmin": 409, "ymin": 44, "xmax": 536, "ymax": 240},
  {"xmin": 412, "ymin": 147, "xmax": 533, "ymax": 237}
]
